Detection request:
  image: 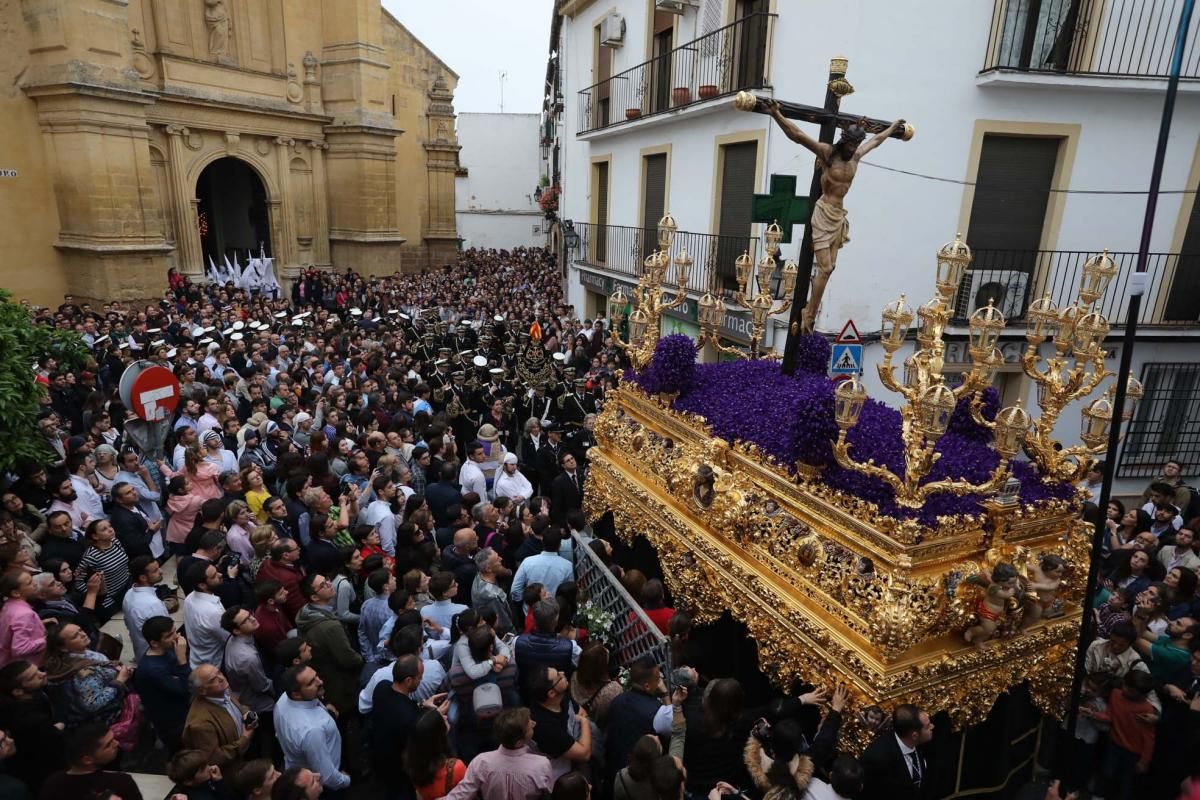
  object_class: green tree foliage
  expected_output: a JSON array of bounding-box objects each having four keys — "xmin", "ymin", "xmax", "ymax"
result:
[{"xmin": 0, "ymin": 290, "xmax": 88, "ymax": 473}]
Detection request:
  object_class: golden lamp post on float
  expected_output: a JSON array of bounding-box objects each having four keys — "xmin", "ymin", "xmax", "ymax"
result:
[
  {"xmin": 695, "ymin": 220, "xmax": 797, "ymax": 360},
  {"xmin": 830, "ymin": 235, "xmax": 1138, "ymax": 506},
  {"xmin": 608, "ymin": 213, "xmax": 692, "ymax": 370},
  {"xmin": 967, "ymin": 250, "xmax": 1143, "ymax": 483},
  {"xmin": 611, "ymin": 215, "xmax": 798, "ymax": 363}
]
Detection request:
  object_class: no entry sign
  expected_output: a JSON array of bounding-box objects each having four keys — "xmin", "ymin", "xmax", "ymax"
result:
[{"xmin": 119, "ymin": 361, "xmax": 181, "ymax": 422}]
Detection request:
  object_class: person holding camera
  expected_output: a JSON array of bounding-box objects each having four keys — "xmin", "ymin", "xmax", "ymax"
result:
[{"xmin": 182, "ymin": 663, "xmax": 259, "ymax": 772}]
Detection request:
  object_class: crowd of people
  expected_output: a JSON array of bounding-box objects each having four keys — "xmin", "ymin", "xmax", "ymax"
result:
[{"xmin": 0, "ymin": 246, "xmax": 1194, "ymax": 800}]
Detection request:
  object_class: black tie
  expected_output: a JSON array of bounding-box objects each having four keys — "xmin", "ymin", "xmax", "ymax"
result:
[
  {"xmin": 908, "ymin": 751, "xmax": 922, "ymax": 786},
  {"xmin": 571, "ymin": 472, "xmax": 579, "ymax": 492}
]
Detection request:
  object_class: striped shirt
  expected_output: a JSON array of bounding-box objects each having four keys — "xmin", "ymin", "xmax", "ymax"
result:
[{"xmin": 73, "ymin": 540, "xmax": 131, "ymax": 610}]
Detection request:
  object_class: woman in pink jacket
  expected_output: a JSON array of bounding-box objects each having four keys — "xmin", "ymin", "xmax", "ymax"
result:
[
  {"xmin": 0, "ymin": 570, "xmax": 46, "ymax": 667},
  {"xmin": 159, "ymin": 448, "xmax": 222, "ymax": 556}
]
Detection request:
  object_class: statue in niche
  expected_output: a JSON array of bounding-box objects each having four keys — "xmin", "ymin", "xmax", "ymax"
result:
[{"xmin": 205, "ymin": 0, "xmax": 231, "ymax": 57}]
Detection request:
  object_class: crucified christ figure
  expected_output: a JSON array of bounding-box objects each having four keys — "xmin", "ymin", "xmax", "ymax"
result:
[{"xmin": 764, "ymin": 100, "xmax": 904, "ymax": 333}]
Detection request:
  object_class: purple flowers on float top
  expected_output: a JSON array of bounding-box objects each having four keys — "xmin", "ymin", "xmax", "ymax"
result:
[{"xmin": 645, "ymin": 335, "xmax": 1072, "ymax": 525}]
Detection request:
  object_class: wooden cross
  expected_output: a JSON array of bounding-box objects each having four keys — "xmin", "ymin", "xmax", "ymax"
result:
[
  {"xmin": 735, "ymin": 58, "xmax": 911, "ymax": 373},
  {"xmin": 752, "ymin": 175, "xmax": 810, "ymax": 244}
]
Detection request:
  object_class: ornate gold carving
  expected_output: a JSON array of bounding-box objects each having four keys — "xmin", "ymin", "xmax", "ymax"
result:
[{"xmin": 586, "ymin": 381, "xmax": 1084, "ymax": 750}]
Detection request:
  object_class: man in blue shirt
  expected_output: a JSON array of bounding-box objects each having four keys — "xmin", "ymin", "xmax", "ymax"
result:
[
  {"xmin": 132, "ymin": 616, "xmax": 191, "ymax": 753},
  {"xmin": 511, "ymin": 528, "xmax": 574, "ymax": 608},
  {"xmin": 274, "ymin": 664, "xmax": 351, "ymax": 794}
]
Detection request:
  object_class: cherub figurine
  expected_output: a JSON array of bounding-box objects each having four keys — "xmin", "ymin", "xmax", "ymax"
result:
[
  {"xmin": 1020, "ymin": 554, "xmax": 1066, "ymax": 630},
  {"xmin": 963, "ymin": 563, "xmax": 1021, "ymax": 648}
]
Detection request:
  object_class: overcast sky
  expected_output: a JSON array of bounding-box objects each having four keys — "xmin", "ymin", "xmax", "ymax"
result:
[{"xmin": 383, "ymin": 1, "xmax": 552, "ymax": 115}]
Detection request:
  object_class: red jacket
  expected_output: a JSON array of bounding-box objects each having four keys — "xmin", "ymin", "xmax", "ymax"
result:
[
  {"xmin": 255, "ymin": 559, "xmax": 306, "ymax": 623},
  {"xmin": 1095, "ymin": 690, "xmax": 1156, "ymax": 768},
  {"xmin": 253, "ymin": 602, "xmax": 293, "ymax": 655}
]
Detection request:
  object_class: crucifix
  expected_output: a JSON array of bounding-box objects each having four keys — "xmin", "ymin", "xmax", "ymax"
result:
[{"xmin": 735, "ymin": 57, "xmax": 914, "ymax": 374}]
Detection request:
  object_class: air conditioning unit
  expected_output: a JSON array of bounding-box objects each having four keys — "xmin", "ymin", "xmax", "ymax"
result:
[
  {"xmin": 959, "ymin": 270, "xmax": 1031, "ymax": 320},
  {"xmin": 600, "ymin": 14, "xmax": 625, "ymax": 47},
  {"xmin": 655, "ymin": 0, "xmax": 699, "ymax": 13}
]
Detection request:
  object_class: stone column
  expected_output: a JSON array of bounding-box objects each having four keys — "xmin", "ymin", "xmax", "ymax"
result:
[
  {"xmin": 423, "ymin": 75, "xmax": 461, "ymax": 270},
  {"xmin": 166, "ymin": 125, "xmax": 204, "ymax": 276},
  {"xmin": 273, "ymin": 137, "xmax": 298, "ymax": 269},
  {"xmin": 309, "ymin": 140, "xmax": 332, "ymax": 267}
]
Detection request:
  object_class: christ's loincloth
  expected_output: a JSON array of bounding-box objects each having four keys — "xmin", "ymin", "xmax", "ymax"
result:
[{"xmin": 811, "ymin": 197, "xmax": 850, "ymax": 253}]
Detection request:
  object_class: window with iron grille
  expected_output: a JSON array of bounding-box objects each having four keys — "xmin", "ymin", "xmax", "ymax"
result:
[{"xmin": 1118, "ymin": 363, "xmax": 1200, "ymax": 479}]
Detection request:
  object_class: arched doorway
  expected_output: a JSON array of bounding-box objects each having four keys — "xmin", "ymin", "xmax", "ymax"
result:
[{"xmin": 196, "ymin": 157, "xmax": 272, "ymax": 267}]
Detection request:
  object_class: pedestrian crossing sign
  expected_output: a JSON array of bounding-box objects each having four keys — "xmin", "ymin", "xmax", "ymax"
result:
[{"xmin": 830, "ymin": 343, "xmax": 863, "ymax": 375}]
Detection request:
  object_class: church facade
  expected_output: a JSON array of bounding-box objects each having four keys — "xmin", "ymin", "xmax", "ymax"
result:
[{"xmin": 0, "ymin": 0, "xmax": 461, "ymax": 305}]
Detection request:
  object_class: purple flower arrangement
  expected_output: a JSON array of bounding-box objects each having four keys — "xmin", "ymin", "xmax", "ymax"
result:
[
  {"xmin": 658, "ymin": 357, "xmax": 1071, "ymax": 525},
  {"xmin": 793, "ymin": 334, "xmax": 832, "ymax": 376},
  {"xmin": 633, "ymin": 334, "xmax": 698, "ymax": 395}
]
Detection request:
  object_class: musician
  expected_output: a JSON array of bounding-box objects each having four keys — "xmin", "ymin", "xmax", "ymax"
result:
[
  {"xmin": 566, "ymin": 413, "xmax": 597, "ymax": 468},
  {"xmin": 522, "ymin": 383, "xmax": 555, "ymax": 428},
  {"xmin": 558, "ymin": 378, "xmax": 596, "ymax": 428}
]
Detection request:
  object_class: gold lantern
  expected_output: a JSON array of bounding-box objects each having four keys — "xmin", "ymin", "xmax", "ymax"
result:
[
  {"xmin": 914, "ymin": 382, "xmax": 956, "ymax": 440},
  {"xmin": 967, "ymin": 299, "xmax": 1006, "ymax": 360},
  {"xmin": 1072, "ymin": 310, "xmax": 1110, "ymax": 357},
  {"xmin": 674, "ymin": 249, "xmax": 693, "ymax": 290},
  {"xmin": 934, "ymin": 233, "xmax": 972, "ymax": 301},
  {"xmin": 834, "ymin": 374, "xmax": 867, "ymax": 430},
  {"xmin": 734, "ymin": 251, "xmax": 754, "ymax": 292},
  {"xmin": 881, "ymin": 295, "xmax": 913, "ymax": 354},
  {"xmin": 992, "ymin": 402, "xmax": 1032, "ymax": 458},
  {"xmin": 628, "ymin": 307, "xmax": 649, "ymax": 346},
  {"xmin": 657, "ymin": 213, "xmax": 678, "ymax": 250},
  {"xmin": 1079, "ymin": 250, "xmax": 1118, "ymax": 307},
  {"xmin": 1025, "ymin": 294, "xmax": 1060, "ymax": 345},
  {"xmin": 1081, "ymin": 395, "xmax": 1113, "ymax": 449}
]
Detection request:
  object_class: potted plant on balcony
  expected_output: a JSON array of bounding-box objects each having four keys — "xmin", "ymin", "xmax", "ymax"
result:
[
  {"xmin": 626, "ymin": 73, "xmax": 648, "ymax": 120},
  {"xmin": 698, "ymin": 84, "xmax": 719, "ymax": 100},
  {"xmin": 672, "ymin": 86, "xmax": 691, "ymax": 106}
]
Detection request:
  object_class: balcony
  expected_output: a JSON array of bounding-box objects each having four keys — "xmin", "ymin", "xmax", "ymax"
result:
[
  {"xmin": 577, "ymin": 12, "xmax": 776, "ymax": 135},
  {"xmin": 571, "ymin": 222, "xmax": 764, "ymax": 296},
  {"xmin": 949, "ymin": 249, "xmax": 1198, "ymax": 328},
  {"xmin": 980, "ymin": 0, "xmax": 1200, "ymax": 85}
]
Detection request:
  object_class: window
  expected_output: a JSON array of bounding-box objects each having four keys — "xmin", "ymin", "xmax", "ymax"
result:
[
  {"xmin": 715, "ymin": 140, "xmax": 758, "ymax": 289},
  {"xmin": 960, "ymin": 134, "xmax": 1060, "ymax": 313},
  {"xmin": 733, "ymin": 0, "xmax": 770, "ymax": 88},
  {"xmin": 592, "ymin": 160, "xmax": 610, "ymax": 264},
  {"xmin": 594, "ymin": 27, "xmax": 615, "ymax": 129},
  {"xmin": 1163, "ymin": 173, "xmax": 1200, "ymax": 321},
  {"xmin": 642, "ymin": 153, "xmax": 668, "ymax": 259},
  {"xmin": 650, "ymin": 13, "xmax": 675, "ymax": 114},
  {"xmin": 1118, "ymin": 363, "xmax": 1200, "ymax": 479}
]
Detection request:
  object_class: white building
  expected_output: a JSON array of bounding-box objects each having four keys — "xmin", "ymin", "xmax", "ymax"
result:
[
  {"xmin": 455, "ymin": 113, "xmax": 546, "ymax": 249},
  {"xmin": 544, "ymin": 0, "xmax": 1200, "ymax": 499}
]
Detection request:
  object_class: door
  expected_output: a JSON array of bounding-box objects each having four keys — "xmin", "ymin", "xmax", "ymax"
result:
[
  {"xmin": 593, "ymin": 161, "xmax": 610, "ymax": 265},
  {"xmin": 716, "ymin": 141, "xmax": 758, "ymax": 290},
  {"xmin": 1163, "ymin": 180, "xmax": 1200, "ymax": 321},
  {"xmin": 642, "ymin": 154, "xmax": 668, "ymax": 259},
  {"xmin": 734, "ymin": 0, "xmax": 769, "ymax": 89},
  {"xmin": 963, "ymin": 134, "xmax": 1060, "ymax": 314}
]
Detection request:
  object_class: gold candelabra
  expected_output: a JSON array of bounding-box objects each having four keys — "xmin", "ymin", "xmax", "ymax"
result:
[
  {"xmin": 696, "ymin": 220, "xmax": 797, "ymax": 359},
  {"xmin": 609, "ymin": 213, "xmax": 692, "ymax": 370},
  {"xmin": 969, "ymin": 250, "xmax": 1142, "ymax": 483},
  {"xmin": 832, "ymin": 234, "xmax": 1033, "ymax": 508}
]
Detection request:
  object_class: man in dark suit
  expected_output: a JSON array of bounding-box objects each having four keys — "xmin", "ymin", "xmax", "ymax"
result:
[
  {"xmin": 110, "ymin": 481, "xmax": 155, "ymax": 559},
  {"xmin": 860, "ymin": 703, "xmax": 934, "ymax": 800},
  {"xmin": 549, "ymin": 450, "xmax": 585, "ymax": 527},
  {"xmin": 536, "ymin": 423, "xmax": 566, "ymax": 492}
]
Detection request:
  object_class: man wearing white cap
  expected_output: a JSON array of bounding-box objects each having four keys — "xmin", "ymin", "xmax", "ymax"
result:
[
  {"xmin": 493, "ymin": 452, "xmax": 532, "ymax": 504},
  {"xmin": 202, "ymin": 429, "xmax": 238, "ymax": 474}
]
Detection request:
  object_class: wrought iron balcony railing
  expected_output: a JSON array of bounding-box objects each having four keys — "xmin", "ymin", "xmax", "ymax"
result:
[
  {"xmin": 571, "ymin": 222, "xmax": 763, "ymax": 296},
  {"xmin": 577, "ymin": 12, "xmax": 776, "ymax": 135},
  {"xmin": 981, "ymin": 0, "xmax": 1200, "ymax": 80},
  {"xmin": 950, "ymin": 249, "xmax": 1198, "ymax": 327}
]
